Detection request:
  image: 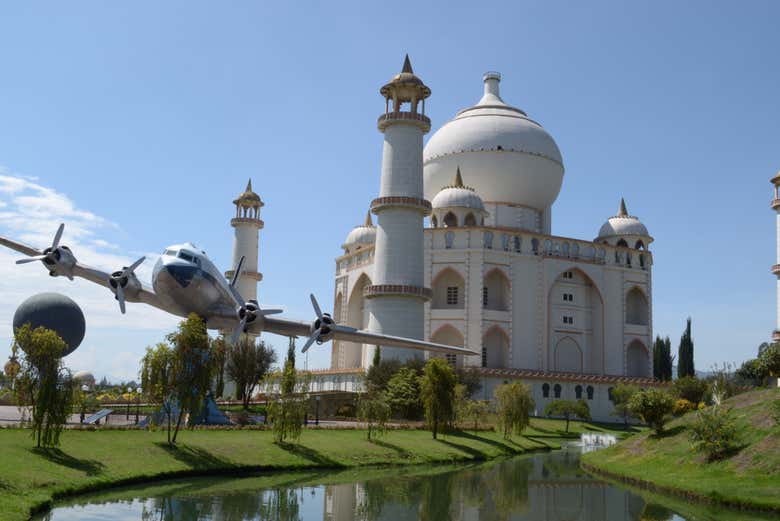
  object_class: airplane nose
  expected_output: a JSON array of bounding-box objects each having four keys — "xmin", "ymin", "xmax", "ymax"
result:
[{"xmin": 164, "ymin": 263, "xmax": 199, "ymax": 288}]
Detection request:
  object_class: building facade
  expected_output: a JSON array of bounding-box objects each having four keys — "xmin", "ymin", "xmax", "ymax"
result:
[{"xmin": 329, "ymin": 62, "xmax": 659, "ymax": 421}]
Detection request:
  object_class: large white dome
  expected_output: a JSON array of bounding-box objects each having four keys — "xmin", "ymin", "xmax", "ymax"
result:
[{"xmin": 424, "ymin": 72, "xmax": 564, "ymax": 211}]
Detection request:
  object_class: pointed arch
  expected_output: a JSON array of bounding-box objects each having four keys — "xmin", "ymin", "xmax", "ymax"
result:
[
  {"xmin": 483, "ymin": 268, "xmax": 509, "ymax": 311},
  {"xmin": 625, "ymin": 286, "xmax": 649, "ymax": 325},
  {"xmin": 431, "ymin": 324, "xmax": 465, "ymax": 369},
  {"xmin": 343, "ymin": 273, "xmax": 371, "ymax": 368},
  {"xmin": 464, "ymin": 213, "xmax": 477, "ymax": 227},
  {"xmin": 431, "ymin": 215, "xmax": 438, "ymax": 228},
  {"xmin": 616, "ymin": 238, "xmax": 628, "ymax": 248},
  {"xmin": 482, "ymin": 325, "xmax": 509, "ymax": 368},
  {"xmin": 548, "ymin": 268, "xmax": 604, "ymax": 374},
  {"xmin": 554, "ymin": 336, "xmax": 583, "ymax": 373},
  {"xmin": 626, "ymin": 339, "xmax": 650, "ymax": 377},
  {"xmin": 432, "ymin": 267, "xmax": 465, "ymax": 309},
  {"xmin": 443, "ymin": 211, "xmax": 457, "ymax": 227},
  {"xmin": 635, "ymin": 239, "xmax": 645, "ymax": 250},
  {"xmin": 332, "ymin": 292, "xmax": 344, "ymax": 368}
]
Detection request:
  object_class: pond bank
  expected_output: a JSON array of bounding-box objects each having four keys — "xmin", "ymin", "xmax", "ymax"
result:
[{"xmin": 0, "ymin": 423, "xmax": 624, "ymax": 521}]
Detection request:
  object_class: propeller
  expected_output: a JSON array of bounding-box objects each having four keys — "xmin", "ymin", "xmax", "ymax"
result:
[
  {"xmin": 109, "ymin": 256, "xmax": 145, "ymax": 314},
  {"xmin": 16, "ymin": 223, "xmax": 65, "ymax": 265},
  {"xmin": 226, "ymin": 256, "xmax": 283, "ymax": 344},
  {"xmin": 302, "ymin": 294, "xmax": 336, "ymax": 353}
]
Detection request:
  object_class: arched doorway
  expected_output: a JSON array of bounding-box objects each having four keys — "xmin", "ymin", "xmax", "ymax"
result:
[
  {"xmin": 482, "ymin": 326, "xmax": 509, "ymax": 368},
  {"xmin": 431, "ymin": 325, "xmax": 465, "ymax": 369},
  {"xmin": 626, "ymin": 340, "xmax": 650, "ymax": 377},
  {"xmin": 555, "ymin": 337, "xmax": 583, "ymax": 373},
  {"xmin": 344, "ymin": 273, "xmax": 371, "ymax": 368},
  {"xmin": 483, "ymin": 268, "xmax": 509, "ymax": 311},
  {"xmin": 432, "ymin": 268, "xmax": 465, "ymax": 310},
  {"xmin": 625, "ymin": 287, "xmax": 649, "ymax": 325}
]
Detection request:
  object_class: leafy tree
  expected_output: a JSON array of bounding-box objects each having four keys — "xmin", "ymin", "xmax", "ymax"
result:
[
  {"xmin": 688, "ymin": 403, "xmax": 739, "ymax": 461},
  {"xmin": 672, "ymin": 376, "xmax": 708, "ymax": 405},
  {"xmin": 12, "ymin": 325, "xmax": 75, "ymax": 448},
  {"xmin": 628, "ymin": 389, "xmax": 675, "ymax": 435},
  {"xmin": 167, "ymin": 313, "xmax": 214, "ymax": 444},
  {"xmin": 419, "ymin": 358, "xmax": 456, "ymax": 439},
  {"xmin": 734, "ymin": 358, "xmax": 766, "ymax": 387},
  {"xmin": 455, "ymin": 367, "xmax": 482, "ymax": 398},
  {"xmin": 610, "ymin": 384, "xmax": 639, "ymax": 426},
  {"xmin": 385, "ymin": 366, "xmax": 422, "ymax": 419},
  {"xmin": 758, "ymin": 342, "xmax": 780, "ymax": 377},
  {"xmin": 356, "ymin": 392, "xmax": 391, "ymax": 440},
  {"xmin": 494, "ymin": 382, "xmax": 534, "ymax": 439},
  {"xmin": 544, "ymin": 399, "xmax": 590, "ymax": 433},
  {"xmin": 210, "ymin": 336, "xmax": 228, "ymax": 399},
  {"xmin": 267, "ymin": 341, "xmax": 308, "ymax": 444},
  {"xmin": 677, "ymin": 317, "xmax": 695, "ymax": 378},
  {"xmin": 365, "ymin": 359, "xmax": 401, "ymax": 393},
  {"xmin": 226, "ymin": 337, "xmax": 276, "ymax": 410},
  {"xmin": 141, "ymin": 342, "xmax": 175, "ymax": 442}
]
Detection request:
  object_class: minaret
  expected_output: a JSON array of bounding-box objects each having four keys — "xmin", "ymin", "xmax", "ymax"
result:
[
  {"xmin": 226, "ymin": 179, "xmax": 264, "ymax": 302},
  {"xmin": 365, "ymin": 55, "xmax": 433, "ymax": 362},
  {"xmin": 771, "ymin": 173, "xmax": 780, "ymax": 342}
]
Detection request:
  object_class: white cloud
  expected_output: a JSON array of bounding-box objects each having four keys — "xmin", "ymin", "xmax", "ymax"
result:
[{"xmin": 0, "ymin": 166, "xmax": 178, "ymax": 381}]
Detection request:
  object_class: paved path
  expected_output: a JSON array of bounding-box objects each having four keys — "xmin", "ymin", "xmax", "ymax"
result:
[{"xmin": 0, "ymin": 405, "xmax": 145, "ymax": 426}]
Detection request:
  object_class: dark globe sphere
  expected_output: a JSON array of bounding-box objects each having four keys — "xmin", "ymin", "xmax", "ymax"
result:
[{"xmin": 13, "ymin": 292, "xmax": 86, "ymax": 357}]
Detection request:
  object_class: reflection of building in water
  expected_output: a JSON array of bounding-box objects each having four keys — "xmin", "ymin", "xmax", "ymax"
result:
[{"xmin": 321, "ymin": 451, "xmax": 646, "ymax": 521}]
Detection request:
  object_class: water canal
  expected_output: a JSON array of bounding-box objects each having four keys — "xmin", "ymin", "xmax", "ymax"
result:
[{"xmin": 35, "ymin": 444, "xmax": 774, "ymax": 521}]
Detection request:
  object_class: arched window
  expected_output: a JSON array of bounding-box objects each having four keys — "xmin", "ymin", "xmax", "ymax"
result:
[
  {"xmin": 635, "ymin": 240, "xmax": 645, "ymax": 250},
  {"xmin": 639, "ymin": 254, "xmax": 645, "ymax": 268},
  {"xmin": 483, "ymin": 231, "xmax": 494, "ymax": 249},
  {"xmin": 625, "ymin": 287, "xmax": 649, "ymax": 325},
  {"xmin": 431, "ymin": 215, "xmax": 438, "ymax": 228},
  {"xmin": 444, "ymin": 212, "xmax": 457, "ymax": 228},
  {"xmin": 481, "ymin": 345, "xmax": 487, "ymax": 368},
  {"xmin": 586, "ymin": 385, "xmax": 594, "ymax": 400},
  {"xmin": 562, "ymin": 242, "xmax": 570, "ymax": 257},
  {"xmin": 544, "ymin": 239, "xmax": 553, "ymax": 255},
  {"xmin": 532, "ymin": 238, "xmax": 540, "ymax": 254},
  {"xmin": 482, "ymin": 327, "xmax": 509, "ymax": 368},
  {"xmin": 432, "ymin": 268, "xmax": 465, "ymax": 310},
  {"xmin": 555, "ymin": 337, "xmax": 583, "ymax": 373},
  {"xmin": 483, "ymin": 269, "xmax": 509, "ymax": 311},
  {"xmin": 626, "ymin": 340, "xmax": 650, "ymax": 377},
  {"xmin": 617, "ymin": 239, "xmax": 628, "ymax": 248},
  {"xmin": 553, "ymin": 384, "xmax": 562, "ymax": 398},
  {"xmin": 501, "ymin": 234, "xmax": 510, "ymax": 251},
  {"xmin": 513, "ymin": 236, "xmax": 521, "ymax": 253},
  {"xmin": 575, "ymin": 385, "xmax": 583, "ymax": 399},
  {"xmin": 542, "ymin": 383, "xmax": 550, "ymax": 398},
  {"xmin": 464, "ymin": 213, "xmax": 477, "ymax": 227},
  {"xmin": 572, "ymin": 243, "xmax": 580, "ymax": 257},
  {"xmin": 431, "ymin": 325, "xmax": 464, "ymax": 370},
  {"xmin": 445, "ymin": 232, "xmax": 454, "ymax": 249}
]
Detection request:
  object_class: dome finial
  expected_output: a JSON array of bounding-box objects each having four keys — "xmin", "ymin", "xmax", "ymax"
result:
[
  {"xmin": 246, "ymin": 178, "xmax": 253, "ymax": 192},
  {"xmin": 402, "ymin": 54, "xmax": 413, "ymax": 74},
  {"xmin": 364, "ymin": 209, "xmax": 373, "ymax": 227},
  {"xmin": 618, "ymin": 197, "xmax": 628, "ymax": 217},
  {"xmin": 454, "ymin": 167, "xmax": 464, "ymax": 188}
]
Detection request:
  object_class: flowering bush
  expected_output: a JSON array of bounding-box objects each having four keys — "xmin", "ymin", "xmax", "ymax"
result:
[
  {"xmin": 688, "ymin": 404, "xmax": 739, "ymax": 461},
  {"xmin": 673, "ymin": 398, "xmax": 696, "ymax": 416}
]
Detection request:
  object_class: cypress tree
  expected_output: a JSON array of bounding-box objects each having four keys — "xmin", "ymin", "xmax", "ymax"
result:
[
  {"xmin": 653, "ymin": 336, "xmax": 664, "ymax": 380},
  {"xmin": 372, "ymin": 346, "xmax": 381, "ymax": 368},
  {"xmin": 677, "ymin": 318, "xmax": 695, "ymax": 378},
  {"xmin": 662, "ymin": 336, "xmax": 674, "ymax": 381}
]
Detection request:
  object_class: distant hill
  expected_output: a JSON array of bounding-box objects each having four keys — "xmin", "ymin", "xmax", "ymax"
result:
[{"xmin": 582, "ymin": 388, "xmax": 780, "ymax": 512}]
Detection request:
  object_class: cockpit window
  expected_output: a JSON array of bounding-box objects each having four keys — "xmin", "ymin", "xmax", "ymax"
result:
[
  {"xmin": 178, "ymin": 251, "xmax": 195, "ymax": 263},
  {"xmin": 164, "ymin": 249, "xmax": 177, "ymax": 256}
]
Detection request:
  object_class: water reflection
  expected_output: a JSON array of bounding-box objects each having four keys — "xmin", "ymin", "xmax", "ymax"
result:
[{"xmin": 36, "ymin": 447, "xmax": 772, "ymax": 521}]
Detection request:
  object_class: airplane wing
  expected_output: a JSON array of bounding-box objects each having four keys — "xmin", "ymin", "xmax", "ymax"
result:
[
  {"xmin": 260, "ymin": 316, "xmax": 478, "ymax": 357},
  {"xmin": 0, "ymin": 233, "xmax": 166, "ymax": 312}
]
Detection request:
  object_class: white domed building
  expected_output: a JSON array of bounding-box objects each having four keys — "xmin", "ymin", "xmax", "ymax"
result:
[{"xmin": 327, "ymin": 66, "xmax": 658, "ymax": 421}]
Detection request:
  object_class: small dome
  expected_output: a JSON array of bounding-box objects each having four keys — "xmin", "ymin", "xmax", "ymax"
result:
[
  {"xmin": 233, "ymin": 179, "xmax": 263, "ymax": 206},
  {"xmin": 431, "ymin": 168, "xmax": 485, "ymax": 212},
  {"xmin": 342, "ymin": 211, "xmax": 376, "ymax": 251},
  {"xmin": 74, "ymin": 371, "xmax": 95, "ymax": 384},
  {"xmin": 597, "ymin": 199, "xmax": 651, "ymax": 241}
]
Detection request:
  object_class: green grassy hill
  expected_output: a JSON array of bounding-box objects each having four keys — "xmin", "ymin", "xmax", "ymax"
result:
[{"xmin": 582, "ymin": 387, "xmax": 780, "ymax": 511}]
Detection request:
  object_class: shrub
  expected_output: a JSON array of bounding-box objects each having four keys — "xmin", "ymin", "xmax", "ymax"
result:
[
  {"xmin": 672, "ymin": 376, "xmax": 709, "ymax": 404},
  {"xmin": 628, "ymin": 389, "xmax": 675, "ymax": 435},
  {"xmin": 385, "ymin": 367, "xmax": 422, "ymax": 420},
  {"xmin": 419, "ymin": 359, "xmax": 456, "ymax": 439},
  {"xmin": 673, "ymin": 398, "xmax": 697, "ymax": 416},
  {"xmin": 357, "ymin": 392, "xmax": 391, "ymax": 440},
  {"xmin": 688, "ymin": 404, "xmax": 739, "ymax": 461},
  {"xmin": 610, "ymin": 384, "xmax": 639, "ymax": 426},
  {"xmin": 494, "ymin": 382, "xmax": 534, "ymax": 439}
]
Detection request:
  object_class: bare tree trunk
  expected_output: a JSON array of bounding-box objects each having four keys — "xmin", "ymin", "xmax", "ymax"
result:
[{"xmin": 172, "ymin": 407, "xmax": 184, "ymax": 444}]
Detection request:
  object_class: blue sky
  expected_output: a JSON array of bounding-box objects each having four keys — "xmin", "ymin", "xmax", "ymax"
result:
[{"xmin": 0, "ymin": 1, "xmax": 777, "ymax": 381}]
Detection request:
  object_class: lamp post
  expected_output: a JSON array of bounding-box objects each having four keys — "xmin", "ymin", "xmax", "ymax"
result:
[
  {"xmin": 126, "ymin": 386, "xmax": 132, "ymax": 420},
  {"xmin": 135, "ymin": 387, "xmax": 142, "ymax": 424},
  {"xmin": 80, "ymin": 384, "xmax": 89, "ymax": 424},
  {"xmin": 315, "ymin": 395, "xmax": 320, "ymax": 426}
]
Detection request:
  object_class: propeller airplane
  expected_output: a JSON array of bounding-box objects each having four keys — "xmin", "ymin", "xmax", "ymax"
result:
[{"xmin": 0, "ymin": 224, "xmax": 476, "ymax": 357}]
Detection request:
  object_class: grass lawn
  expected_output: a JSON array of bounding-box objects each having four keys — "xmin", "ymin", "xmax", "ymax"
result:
[
  {"xmin": 582, "ymin": 387, "xmax": 780, "ymax": 512},
  {"xmin": 0, "ymin": 417, "xmax": 624, "ymax": 521}
]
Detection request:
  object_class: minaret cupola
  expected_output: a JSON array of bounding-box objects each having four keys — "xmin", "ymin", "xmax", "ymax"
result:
[
  {"xmin": 378, "ymin": 54, "xmax": 432, "ymax": 133},
  {"xmin": 233, "ymin": 179, "xmax": 264, "ymax": 221}
]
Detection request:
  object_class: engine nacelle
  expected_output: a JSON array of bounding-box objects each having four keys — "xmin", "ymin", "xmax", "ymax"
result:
[
  {"xmin": 109, "ymin": 269, "xmax": 142, "ymax": 301},
  {"xmin": 43, "ymin": 246, "xmax": 77, "ymax": 279}
]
